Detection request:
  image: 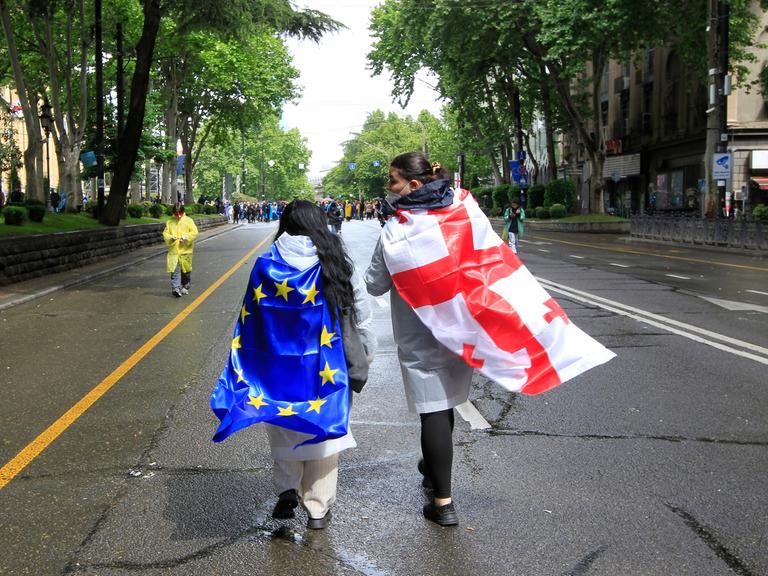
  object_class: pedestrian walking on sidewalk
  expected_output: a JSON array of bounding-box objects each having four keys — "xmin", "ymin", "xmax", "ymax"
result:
[
  {"xmin": 365, "ymin": 152, "xmax": 614, "ymax": 528},
  {"xmin": 210, "ymin": 200, "xmax": 375, "ymax": 530},
  {"xmin": 162, "ymin": 202, "xmax": 198, "ymax": 297}
]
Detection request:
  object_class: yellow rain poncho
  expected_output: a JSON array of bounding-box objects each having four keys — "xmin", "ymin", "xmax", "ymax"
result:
[{"xmin": 162, "ymin": 214, "xmax": 199, "ymax": 273}]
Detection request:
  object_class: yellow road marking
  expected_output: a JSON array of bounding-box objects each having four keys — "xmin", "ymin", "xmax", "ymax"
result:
[
  {"xmin": 0, "ymin": 236, "xmax": 270, "ymax": 490},
  {"xmin": 530, "ymin": 234, "xmax": 768, "ymax": 273}
]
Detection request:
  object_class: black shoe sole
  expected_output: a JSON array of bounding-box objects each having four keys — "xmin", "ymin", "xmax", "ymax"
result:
[{"xmin": 307, "ymin": 509, "xmax": 332, "ymax": 530}]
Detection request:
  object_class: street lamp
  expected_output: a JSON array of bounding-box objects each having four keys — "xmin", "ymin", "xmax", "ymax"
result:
[{"xmin": 38, "ymin": 99, "xmax": 53, "ymax": 212}]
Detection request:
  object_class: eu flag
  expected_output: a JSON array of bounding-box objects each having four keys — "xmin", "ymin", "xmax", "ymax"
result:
[{"xmin": 210, "ymin": 245, "xmax": 350, "ymax": 446}]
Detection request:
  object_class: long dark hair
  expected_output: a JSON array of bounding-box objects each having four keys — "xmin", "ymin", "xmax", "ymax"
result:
[
  {"xmin": 275, "ymin": 200, "xmax": 355, "ymax": 323},
  {"xmin": 390, "ymin": 151, "xmax": 449, "ymax": 183}
]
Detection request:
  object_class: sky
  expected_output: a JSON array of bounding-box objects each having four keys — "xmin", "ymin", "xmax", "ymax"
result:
[{"xmin": 282, "ymin": 1, "xmax": 444, "ymax": 180}]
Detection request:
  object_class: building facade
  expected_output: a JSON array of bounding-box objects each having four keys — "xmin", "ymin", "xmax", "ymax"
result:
[{"xmin": 564, "ymin": 6, "xmax": 768, "ymax": 217}]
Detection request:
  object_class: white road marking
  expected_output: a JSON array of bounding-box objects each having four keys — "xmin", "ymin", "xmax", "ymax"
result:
[
  {"xmin": 665, "ymin": 274, "xmax": 691, "ymax": 280},
  {"xmin": 747, "ymin": 289, "xmax": 768, "ymax": 297},
  {"xmin": 609, "ymin": 263, "xmax": 630, "ymax": 268},
  {"xmin": 538, "ymin": 249, "xmax": 551, "ymax": 253},
  {"xmin": 455, "ymin": 401, "xmax": 492, "ymax": 430},
  {"xmin": 698, "ymin": 295, "xmax": 768, "ymax": 313},
  {"xmin": 537, "ymin": 277, "xmax": 768, "ymax": 365},
  {"xmin": 569, "ymin": 255, "xmax": 585, "ymax": 259}
]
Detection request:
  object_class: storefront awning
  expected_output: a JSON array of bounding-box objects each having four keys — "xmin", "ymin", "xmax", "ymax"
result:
[
  {"xmin": 602, "ymin": 153, "xmax": 641, "ymax": 179},
  {"xmin": 750, "ymin": 177, "xmax": 768, "ymax": 190}
]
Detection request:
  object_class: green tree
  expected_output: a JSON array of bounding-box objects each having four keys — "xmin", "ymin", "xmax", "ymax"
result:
[{"xmin": 102, "ymin": 0, "xmax": 341, "ymax": 225}]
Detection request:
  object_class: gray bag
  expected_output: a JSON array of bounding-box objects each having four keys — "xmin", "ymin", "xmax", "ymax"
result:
[{"xmin": 341, "ymin": 309, "xmax": 369, "ymax": 393}]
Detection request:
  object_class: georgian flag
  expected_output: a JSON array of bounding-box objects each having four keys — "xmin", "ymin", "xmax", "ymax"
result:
[{"xmin": 382, "ymin": 189, "xmax": 615, "ymax": 395}]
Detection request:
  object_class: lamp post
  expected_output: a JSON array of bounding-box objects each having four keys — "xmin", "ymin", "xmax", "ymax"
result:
[{"xmin": 39, "ymin": 99, "xmax": 53, "ymax": 212}]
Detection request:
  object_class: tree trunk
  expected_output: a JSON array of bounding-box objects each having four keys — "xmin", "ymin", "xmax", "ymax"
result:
[
  {"xmin": 61, "ymin": 147, "xmax": 82, "ymax": 211},
  {"xmin": 130, "ymin": 179, "xmax": 141, "ymax": 204},
  {"xmin": 184, "ymin": 151, "xmax": 193, "ymax": 203},
  {"xmin": 0, "ymin": 0, "xmax": 42, "ymax": 200},
  {"xmin": 539, "ymin": 64, "xmax": 557, "ymax": 182},
  {"xmin": 101, "ymin": 0, "xmax": 162, "ymax": 225}
]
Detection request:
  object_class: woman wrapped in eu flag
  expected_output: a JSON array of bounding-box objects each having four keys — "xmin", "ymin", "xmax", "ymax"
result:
[{"xmin": 210, "ymin": 200, "xmax": 375, "ymax": 530}]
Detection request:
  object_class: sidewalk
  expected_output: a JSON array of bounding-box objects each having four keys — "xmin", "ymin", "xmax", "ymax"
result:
[{"xmin": 0, "ymin": 223, "xmax": 240, "ymax": 312}]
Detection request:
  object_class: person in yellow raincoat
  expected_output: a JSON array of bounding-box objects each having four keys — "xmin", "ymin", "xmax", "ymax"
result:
[{"xmin": 162, "ymin": 203, "xmax": 199, "ymax": 297}]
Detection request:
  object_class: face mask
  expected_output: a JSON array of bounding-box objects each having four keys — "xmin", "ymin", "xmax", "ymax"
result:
[{"xmin": 385, "ymin": 180, "xmax": 410, "ymax": 208}]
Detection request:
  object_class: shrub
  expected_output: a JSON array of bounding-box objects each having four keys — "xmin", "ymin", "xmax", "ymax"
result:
[
  {"xmin": 528, "ymin": 184, "xmax": 545, "ymax": 208},
  {"xmin": 534, "ymin": 206, "xmax": 550, "ymax": 219},
  {"xmin": 474, "ymin": 187, "xmax": 494, "ymax": 212},
  {"xmin": 752, "ymin": 204, "xmax": 768, "ymax": 221},
  {"xmin": 3, "ymin": 205, "xmax": 28, "ymax": 225},
  {"xmin": 492, "ymin": 184, "xmax": 511, "ymax": 213},
  {"xmin": 544, "ymin": 179, "xmax": 575, "ymax": 209},
  {"xmin": 148, "ymin": 203, "xmax": 165, "ymax": 218},
  {"xmin": 27, "ymin": 203, "xmax": 46, "ymax": 223},
  {"xmin": 507, "ymin": 184, "xmax": 522, "ymax": 205},
  {"xmin": 165, "ymin": 203, "xmax": 176, "ymax": 216},
  {"xmin": 127, "ymin": 204, "xmax": 145, "ymax": 218},
  {"xmin": 549, "ymin": 203, "xmax": 566, "ymax": 219},
  {"xmin": 24, "ymin": 198, "xmax": 45, "ymax": 207},
  {"xmin": 204, "ymin": 204, "xmax": 217, "ymax": 214}
]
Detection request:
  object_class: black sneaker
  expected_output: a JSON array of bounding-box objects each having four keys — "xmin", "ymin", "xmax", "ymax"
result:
[
  {"xmin": 417, "ymin": 458, "xmax": 433, "ymax": 490},
  {"xmin": 307, "ymin": 509, "xmax": 332, "ymax": 530},
  {"xmin": 423, "ymin": 501, "xmax": 458, "ymax": 526},
  {"xmin": 272, "ymin": 489, "xmax": 299, "ymax": 519}
]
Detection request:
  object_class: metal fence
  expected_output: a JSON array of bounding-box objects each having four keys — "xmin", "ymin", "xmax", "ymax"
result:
[{"xmin": 630, "ymin": 215, "xmax": 768, "ymax": 251}]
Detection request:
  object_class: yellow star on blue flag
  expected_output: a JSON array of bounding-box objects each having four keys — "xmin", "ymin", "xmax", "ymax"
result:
[{"xmin": 210, "ymin": 243, "xmax": 351, "ymax": 446}]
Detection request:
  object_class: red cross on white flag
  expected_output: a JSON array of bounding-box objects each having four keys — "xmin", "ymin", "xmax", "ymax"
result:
[{"xmin": 381, "ymin": 189, "xmax": 615, "ymax": 395}]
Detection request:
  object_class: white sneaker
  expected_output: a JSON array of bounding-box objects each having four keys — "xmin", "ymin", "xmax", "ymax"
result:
[{"xmin": 180, "ymin": 287, "xmax": 189, "ymax": 295}]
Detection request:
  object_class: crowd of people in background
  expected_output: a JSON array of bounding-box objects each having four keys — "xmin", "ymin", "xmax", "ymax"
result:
[{"xmin": 216, "ymin": 197, "xmax": 388, "ymax": 233}]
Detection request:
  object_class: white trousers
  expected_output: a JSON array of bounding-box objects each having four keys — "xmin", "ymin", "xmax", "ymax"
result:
[
  {"xmin": 508, "ymin": 233, "xmax": 519, "ymax": 253},
  {"xmin": 272, "ymin": 454, "xmax": 338, "ymax": 519}
]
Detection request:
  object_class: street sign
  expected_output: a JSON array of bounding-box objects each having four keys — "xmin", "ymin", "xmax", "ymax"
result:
[
  {"xmin": 80, "ymin": 150, "xmax": 97, "ymax": 168},
  {"xmin": 372, "ymin": 160, "xmax": 381, "ymax": 167},
  {"xmin": 518, "ymin": 150, "xmax": 526, "ymax": 161},
  {"xmin": 348, "ymin": 162, "xmax": 357, "ymax": 170},
  {"xmin": 509, "ymin": 160, "xmax": 520, "ymax": 183},
  {"xmin": 713, "ymin": 153, "xmax": 732, "ymax": 179},
  {"xmin": 519, "ymin": 175, "xmax": 529, "ymax": 188},
  {"xmin": 611, "ymin": 171, "xmax": 621, "ymax": 183}
]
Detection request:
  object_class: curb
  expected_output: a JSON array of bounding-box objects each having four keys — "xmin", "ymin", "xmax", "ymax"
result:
[{"xmin": 0, "ymin": 223, "xmax": 242, "ymax": 312}]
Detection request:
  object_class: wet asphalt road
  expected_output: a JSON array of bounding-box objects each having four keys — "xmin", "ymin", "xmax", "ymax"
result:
[{"xmin": 0, "ymin": 219, "xmax": 766, "ymax": 576}]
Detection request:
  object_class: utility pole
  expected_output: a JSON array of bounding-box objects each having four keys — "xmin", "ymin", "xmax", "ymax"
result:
[{"xmin": 704, "ymin": 0, "xmax": 730, "ymax": 217}]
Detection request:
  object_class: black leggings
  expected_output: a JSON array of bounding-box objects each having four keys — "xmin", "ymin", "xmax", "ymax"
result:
[{"xmin": 420, "ymin": 409, "xmax": 455, "ymax": 499}]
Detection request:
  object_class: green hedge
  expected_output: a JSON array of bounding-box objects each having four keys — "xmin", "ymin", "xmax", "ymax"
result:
[
  {"xmin": 27, "ymin": 203, "xmax": 46, "ymax": 223},
  {"xmin": 753, "ymin": 204, "xmax": 768, "ymax": 221},
  {"xmin": 528, "ymin": 184, "xmax": 545, "ymax": 208},
  {"xmin": 534, "ymin": 206, "xmax": 550, "ymax": 219},
  {"xmin": 149, "ymin": 204, "xmax": 165, "ymax": 218},
  {"xmin": 127, "ymin": 204, "xmax": 145, "ymax": 218},
  {"xmin": 3, "ymin": 205, "xmax": 28, "ymax": 225},
  {"xmin": 549, "ymin": 203, "xmax": 566, "ymax": 219},
  {"xmin": 544, "ymin": 179, "xmax": 575, "ymax": 209}
]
